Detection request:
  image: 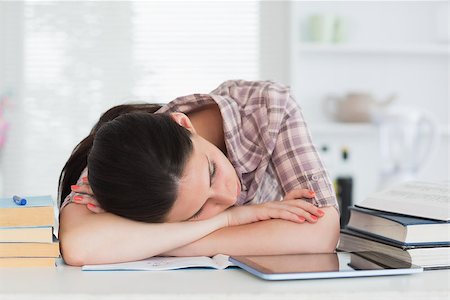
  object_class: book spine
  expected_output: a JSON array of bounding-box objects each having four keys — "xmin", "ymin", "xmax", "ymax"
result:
[
  {"xmin": 0, "ymin": 207, "xmax": 55, "ymax": 227},
  {"xmin": 0, "ymin": 257, "xmax": 56, "ymax": 267},
  {"xmin": 0, "ymin": 242, "xmax": 60, "ymax": 257}
]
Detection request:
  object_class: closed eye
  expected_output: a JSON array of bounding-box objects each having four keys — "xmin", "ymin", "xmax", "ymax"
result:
[
  {"xmin": 188, "ymin": 155, "xmax": 214, "ymax": 221},
  {"xmin": 190, "ymin": 208, "xmax": 203, "ymax": 220},
  {"xmin": 209, "ymin": 158, "xmax": 217, "ymax": 187}
]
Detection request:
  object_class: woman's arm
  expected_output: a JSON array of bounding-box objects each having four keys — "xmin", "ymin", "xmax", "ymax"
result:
[
  {"xmin": 59, "ymin": 203, "xmax": 226, "ymax": 266},
  {"xmin": 162, "ymin": 206, "xmax": 339, "ymax": 257},
  {"xmin": 59, "ymin": 197, "xmax": 315, "ymax": 266}
]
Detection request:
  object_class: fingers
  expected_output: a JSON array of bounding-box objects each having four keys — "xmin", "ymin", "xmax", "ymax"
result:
[
  {"xmin": 283, "ymin": 188, "xmax": 315, "ymax": 201},
  {"xmin": 266, "ymin": 200, "xmax": 325, "ymax": 223},
  {"xmin": 81, "ymin": 176, "xmax": 89, "ymax": 184},
  {"xmin": 86, "ymin": 203, "xmax": 105, "ymax": 213},
  {"xmin": 71, "ymin": 183, "xmax": 93, "ymax": 196},
  {"xmin": 71, "ymin": 193, "xmax": 105, "ymax": 213},
  {"xmin": 288, "ymin": 199, "xmax": 325, "ymax": 222},
  {"xmin": 70, "ymin": 180, "xmax": 105, "ymax": 213},
  {"xmin": 71, "ymin": 192, "xmax": 94, "ymax": 204},
  {"xmin": 269, "ymin": 208, "xmax": 307, "ymax": 224},
  {"xmin": 282, "ymin": 188, "xmax": 325, "ymax": 223},
  {"xmin": 224, "ymin": 200, "xmax": 326, "ymax": 227}
]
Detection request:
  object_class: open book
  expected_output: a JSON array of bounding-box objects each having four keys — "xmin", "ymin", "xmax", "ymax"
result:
[
  {"xmin": 356, "ymin": 181, "xmax": 450, "ymax": 221},
  {"xmin": 82, "ymin": 254, "xmax": 234, "ymax": 271}
]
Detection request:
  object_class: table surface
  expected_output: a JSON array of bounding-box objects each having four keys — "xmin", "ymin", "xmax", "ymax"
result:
[{"xmin": 0, "ymin": 260, "xmax": 449, "ymax": 300}]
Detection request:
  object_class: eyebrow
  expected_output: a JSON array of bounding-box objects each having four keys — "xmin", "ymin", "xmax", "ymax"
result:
[{"xmin": 187, "ymin": 155, "xmax": 210, "ymax": 220}]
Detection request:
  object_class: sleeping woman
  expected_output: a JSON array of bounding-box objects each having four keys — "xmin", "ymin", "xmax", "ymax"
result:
[{"xmin": 58, "ymin": 80, "xmax": 340, "ymax": 266}]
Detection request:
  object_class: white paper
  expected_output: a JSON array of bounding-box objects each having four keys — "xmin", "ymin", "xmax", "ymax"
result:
[
  {"xmin": 359, "ymin": 181, "xmax": 450, "ymax": 221},
  {"xmin": 82, "ymin": 254, "xmax": 233, "ymax": 271}
]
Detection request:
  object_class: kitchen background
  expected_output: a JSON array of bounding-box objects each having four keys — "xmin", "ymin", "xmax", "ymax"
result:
[{"xmin": 0, "ymin": 1, "xmax": 448, "ymax": 221}]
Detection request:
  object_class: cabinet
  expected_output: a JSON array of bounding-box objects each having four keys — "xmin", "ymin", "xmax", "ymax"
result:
[{"xmin": 287, "ymin": 1, "xmax": 449, "ymax": 204}]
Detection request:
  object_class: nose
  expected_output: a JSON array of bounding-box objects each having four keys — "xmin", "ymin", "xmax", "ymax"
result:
[
  {"xmin": 201, "ymin": 182, "xmax": 237, "ymax": 220},
  {"xmin": 210, "ymin": 180, "xmax": 236, "ymax": 206}
]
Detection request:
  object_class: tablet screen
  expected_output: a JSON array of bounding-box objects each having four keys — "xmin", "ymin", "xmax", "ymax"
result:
[{"xmin": 229, "ymin": 252, "xmax": 422, "ymax": 280}]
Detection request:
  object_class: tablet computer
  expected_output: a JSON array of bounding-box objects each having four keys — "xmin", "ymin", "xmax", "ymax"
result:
[{"xmin": 229, "ymin": 251, "xmax": 423, "ymax": 280}]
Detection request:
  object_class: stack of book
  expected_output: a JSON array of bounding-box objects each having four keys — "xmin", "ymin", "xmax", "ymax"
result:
[
  {"xmin": 0, "ymin": 195, "xmax": 60, "ymax": 267},
  {"xmin": 338, "ymin": 181, "xmax": 450, "ymax": 270}
]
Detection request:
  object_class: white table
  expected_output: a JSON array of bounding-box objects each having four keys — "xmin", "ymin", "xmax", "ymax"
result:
[{"xmin": 0, "ymin": 261, "xmax": 448, "ymax": 300}]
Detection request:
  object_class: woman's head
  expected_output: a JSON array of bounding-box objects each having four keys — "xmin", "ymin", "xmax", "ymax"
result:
[
  {"xmin": 165, "ymin": 117, "xmax": 241, "ymax": 222},
  {"xmin": 87, "ymin": 112, "xmax": 193, "ymax": 223},
  {"xmin": 59, "ymin": 103, "xmax": 241, "ymax": 224}
]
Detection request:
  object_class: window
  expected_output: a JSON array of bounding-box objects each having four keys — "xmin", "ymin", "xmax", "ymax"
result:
[{"xmin": 0, "ymin": 1, "xmax": 259, "ymax": 197}]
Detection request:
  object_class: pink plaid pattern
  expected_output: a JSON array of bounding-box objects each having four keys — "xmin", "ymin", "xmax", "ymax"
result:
[
  {"xmin": 61, "ymin": 80, "xmax": 338, "ymax": 212},
  {"xmin": 159, "ymin": 80, "xmax": 339, "ymax": 210}
]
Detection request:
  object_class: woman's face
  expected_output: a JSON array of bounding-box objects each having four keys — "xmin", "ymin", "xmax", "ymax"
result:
[{"xmin": 165, "ymin": 133, "xmax": 241, "ymax": 222}]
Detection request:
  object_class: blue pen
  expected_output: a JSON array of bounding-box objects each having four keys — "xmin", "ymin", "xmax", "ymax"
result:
[{"xmin": 13, "ymin": 195, "xmax": 27, "ymax": 206}]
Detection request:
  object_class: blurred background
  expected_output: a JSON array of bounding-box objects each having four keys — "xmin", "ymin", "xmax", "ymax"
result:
[{"xmin": 0, "ymin": 1, "xmax": 448, "ymax": 221}]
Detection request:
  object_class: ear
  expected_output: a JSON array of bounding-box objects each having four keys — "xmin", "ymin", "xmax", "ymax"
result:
[{"xmin": 170, "ymin": 112, "xmax": 196, "ymax": 133}]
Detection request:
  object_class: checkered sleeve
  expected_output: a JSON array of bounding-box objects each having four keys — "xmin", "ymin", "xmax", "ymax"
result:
[{"xmin": 269, "ymin": 90, "xmax": 339, "ymax": 211}]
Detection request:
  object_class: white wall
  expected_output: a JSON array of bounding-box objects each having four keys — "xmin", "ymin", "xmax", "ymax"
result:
[
  {"xmin": 0, "ymin": 1, "xmax": 259, "ymax": 199},
  {"xmin": 259, "ymin": 1, "xmax": 291, "ymax": 84},
  {"xmin": 287, "ymin": 1, "xmax": 449, "ymax": 204}
]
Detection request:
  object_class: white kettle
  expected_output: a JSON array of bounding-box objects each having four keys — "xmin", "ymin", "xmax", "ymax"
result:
[
  {"xmin": 375, "ymin": 107, "xmax": 439, "ymax": 188},
  {"xmin": 323, "ymin": 92, "xmax": 396, "ymax": 123}
]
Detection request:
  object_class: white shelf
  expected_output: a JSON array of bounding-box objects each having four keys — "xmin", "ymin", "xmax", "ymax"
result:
[{"xmin": 298, "ymin": 43, "xmax": 450, "ymax": 56}]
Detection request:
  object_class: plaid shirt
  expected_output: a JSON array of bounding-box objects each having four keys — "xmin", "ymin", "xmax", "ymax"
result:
[
  {"xmin": 61, "ymin": 80, "xmax": 338, "ymax": 211},
  {"xmin": 159, "ymin": 80, "xmax": 338, "ymax": 210}
]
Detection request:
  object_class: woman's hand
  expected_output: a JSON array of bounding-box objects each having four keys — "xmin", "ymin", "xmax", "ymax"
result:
[
  {"xmin": 283, "ymin": 188, "xmax": 317, "ymax": 202},
  {"xmin": 282, "ymin": 188, "xmax": 326, "ymax": 222},
  {"xmin": 70, "ymin": 177, "xmax": 105, "ymax": 213},
  {"xmin": 222, "ymin": 192, "xmax": 325, "ymax": 227}
]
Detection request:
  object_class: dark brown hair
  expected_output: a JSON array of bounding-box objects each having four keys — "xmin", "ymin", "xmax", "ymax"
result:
[{"xmin": 58, "ymin": 103, "xmax": 193, "ymax": 222}]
